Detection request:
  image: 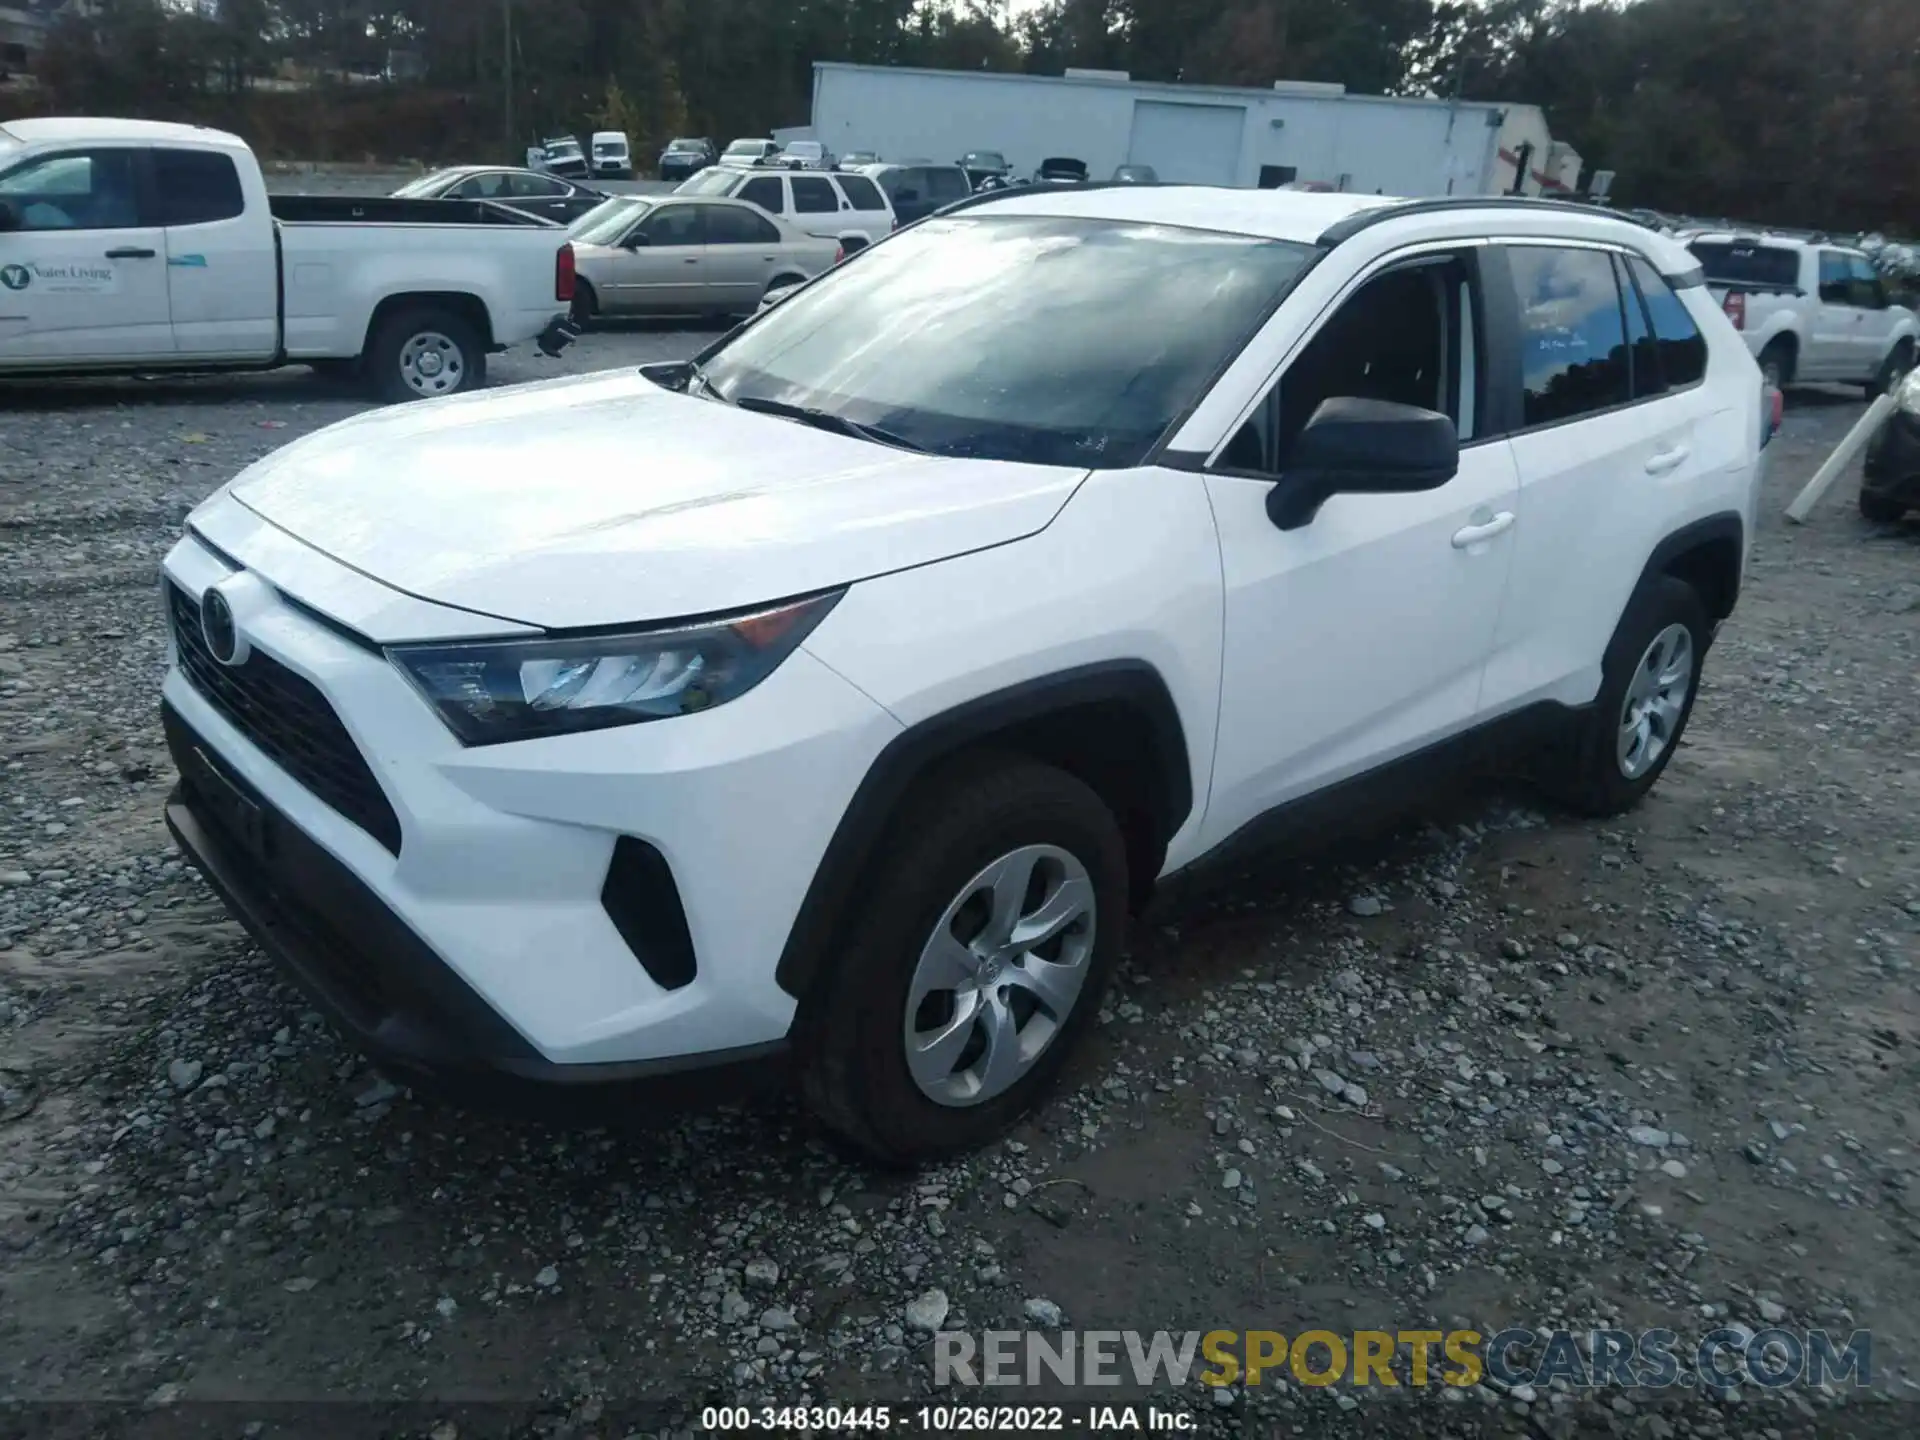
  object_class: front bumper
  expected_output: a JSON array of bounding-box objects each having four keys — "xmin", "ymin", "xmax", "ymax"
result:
[
  {"xmin": 158, "ymin": 527, "xmax": 901, "ymax": 1083},
  {"xmin": 1863, "ymin": 405, "xmax": 1920, "ymax": 509}
]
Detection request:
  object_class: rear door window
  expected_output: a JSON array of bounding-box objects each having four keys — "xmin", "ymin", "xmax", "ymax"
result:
[
  {"xmin": 737, "ymin": 175, "xmax": 785, "ymax": 214},
  {"xmin": 1687, "ymin": 242, "xmax": 1800, "ymax": 292},
  {"xmin": 833, "ymin": 173, "xmax": 885, "ymax": 211},
  {"xmin": 1504, "ymin": 245, "xmax": 1631, "ymax": 427},
  {"xmin": 639, "ymin": 204, "xmax": 704, "ymax": 247},
  {"xmin": 789, "ymin": 175, "xmax": 838, "ymax": 214},
  {"xmin": 152, "ymin": 148, "xmax": 245, "ymax": 226}
]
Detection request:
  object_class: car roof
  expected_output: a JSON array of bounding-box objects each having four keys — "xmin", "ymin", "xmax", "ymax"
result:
[
  {"xmin": 4, "ymin": 116, "xmax": 248, "ymax": 150},
  {"xmin": 949, "ymin": 186, "xmax": 1703, "ymax": 264},
  {"xmin": 953, "ymin": 185, "xmax": 1398, "ymax": 244}
]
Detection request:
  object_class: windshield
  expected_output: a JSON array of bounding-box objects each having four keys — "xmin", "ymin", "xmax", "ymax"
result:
[
  {"xmin": 547, "ymin": 141, "xmax": 582, "ymax": 157},
  {"xmin": 667, "ymin": 139, "xmax": 703, "ymax": 152},
  {"xmin": 724, "ymin": 141, "xmax": 766, "ymax": 157},
  {"xmin": 702, "ymin": 215, "xmax": 1315, "ymax": 469},
  {"xmin": 593, "ymin": 139, "xmax": 626, "ymax": 154},
  {"xmin": 392, "ymin": 170, "xmax": 456, "ymax": 197},
  {"xmin": 1688, "ymin": 241, "xmax": 1800, "ymax": 291},
  {"xmin": 570, "ymin": 197, "xmax": 651, "ymax": 244},
  {"xmin": 677, "ymin": 168, "xmax": 740, "ymax": 195},
  {"xmin": 964, "ymin": 152, "xmax": 1007, "ymax": 168},
  {"xmin": 789, "ymin": 143, "xmax": 822, "ymax": 157}
]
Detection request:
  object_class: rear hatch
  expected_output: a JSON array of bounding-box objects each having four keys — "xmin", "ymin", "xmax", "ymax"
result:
[{"xmin": 1688, "ymin": 239, "xmax": 1801, "ymax": 329}]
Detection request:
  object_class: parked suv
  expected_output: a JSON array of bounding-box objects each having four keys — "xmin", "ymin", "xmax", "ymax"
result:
[
  {"xmin": 675, "ymin": 164, "xmax": 894, "ymax": 249},
  {"xmin": 1688, "ymin": 231, "xmax": 1918, "ymax": 394},
  {"xmin": 159, "ymin": 190, "xmax": 1768, "ymax": 1165},
  {"xmin": 864, "ymin": 162, "xmax": 971, "ymax": 226}
]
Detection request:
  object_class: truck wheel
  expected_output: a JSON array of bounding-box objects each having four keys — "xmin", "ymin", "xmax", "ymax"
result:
[
  {"xmin": 1757, "ymin": 338, "xmax": 1794, "ymax": 391},
  {"xmin": 1544, "ymin": 575, "xmax": 1710, "ymax": 818},
  {"xmin": 796, "ymin": 755, "xmax": 1127, "ymax": 1167},
  {"xmin": 368, "ymin": 307, "xmax": 486, "ymax": 404}
]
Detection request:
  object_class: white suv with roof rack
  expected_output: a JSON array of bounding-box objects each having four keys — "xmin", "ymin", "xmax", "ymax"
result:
[
  {"xmin": 160, "ymin": 185, "xmax": 1770, "ymax": 1165},
  {"xmin": 674, "ymin": 164, "xmax": 895, "ymax": 250},
  {"xmin": 1687, "ymin": 229, "xmax": 1916, "ymax": 394}
]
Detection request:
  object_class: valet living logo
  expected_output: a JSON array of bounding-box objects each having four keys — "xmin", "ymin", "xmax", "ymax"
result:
[{"xmin": 1, "ymin": 259, "xmax": 117, "ymax": 293}]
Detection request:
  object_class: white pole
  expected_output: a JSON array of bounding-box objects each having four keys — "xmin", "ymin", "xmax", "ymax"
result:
[{"xmin": 1784, "ymin": 393, "xmax": 1897, "ymax": 524}]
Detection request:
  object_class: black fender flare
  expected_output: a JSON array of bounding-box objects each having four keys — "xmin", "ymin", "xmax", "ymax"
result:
[
  {"xmin": 774, "ymin": 661, "xmax": 1193, "ymax": 1000},
  {"xmin": 1630, "ymin": 511, "xmax": 1746, "ymax": 623}
]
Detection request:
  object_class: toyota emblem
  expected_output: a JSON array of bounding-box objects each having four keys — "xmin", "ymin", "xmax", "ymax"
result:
[{"xmin": 201, "ymin": 587, "xmax": 244, "ymax": 666}]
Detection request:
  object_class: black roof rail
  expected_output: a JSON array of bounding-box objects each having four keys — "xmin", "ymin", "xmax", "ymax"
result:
[{"xmin": 1315, "ymin": 193, "xmax": 1657, "ymax": 246}]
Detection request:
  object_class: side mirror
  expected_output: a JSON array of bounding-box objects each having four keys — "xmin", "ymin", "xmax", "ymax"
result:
[
  {"xmin": 0, "ymin": 198, "xmax": 18, "ymax": 232},
  {"xmin": 1266, "ymin": 397, "xmax": 1459, "ymax": 531},
  {"xmin": 625, "ymin": 232, "xmax": 651, "ymax": 248}
]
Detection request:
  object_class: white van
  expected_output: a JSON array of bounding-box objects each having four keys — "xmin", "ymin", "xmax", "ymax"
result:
[{"xmin": 590, "ymin": 132, "xmax": 632, "ymax": 180}]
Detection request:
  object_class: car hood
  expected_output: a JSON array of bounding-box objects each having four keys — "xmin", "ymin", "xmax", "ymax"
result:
[{"xmin": 220, "ymin": 369, "xmax": 1086, "ymax": 631}]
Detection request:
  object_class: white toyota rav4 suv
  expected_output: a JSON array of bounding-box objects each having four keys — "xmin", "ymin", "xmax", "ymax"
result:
[{"xmin": 160, "ymin": 186, "xmax": 1771, "ymax": 1165}]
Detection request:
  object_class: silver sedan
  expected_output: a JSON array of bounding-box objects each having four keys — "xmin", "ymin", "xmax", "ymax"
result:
[{"xmin": 566, "ymin": 196, "xmax": 841, "ymax": 321}]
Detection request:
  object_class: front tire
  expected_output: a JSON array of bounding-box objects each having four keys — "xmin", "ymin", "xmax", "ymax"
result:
[
  {"xmin": 1868, "ymin": 338, "xmax": 1915, "ymax": 398},
  {"xmin": 366, "ymin": 306, "xmax": 486, "ymax": 404},
  {"xmin": 797, "ymin": 755, "xmax": 1128, "ymax": 1167},
  {"xmin": 1860, "ymin": 487, "xmax": 1906, "ymax": 523},
  {"xmin": 1546, "ymin": 575, "xmax": 1710, "ymax": 817}
]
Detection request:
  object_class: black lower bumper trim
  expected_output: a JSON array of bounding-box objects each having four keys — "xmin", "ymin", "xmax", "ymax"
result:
[{"xmin": 162, "ymin": 701, "xmax": 790, "ymax": 1106}]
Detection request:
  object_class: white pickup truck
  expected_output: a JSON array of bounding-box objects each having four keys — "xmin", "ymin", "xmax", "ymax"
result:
[
  {"xmin": 0, "ymin": 117, "xmax": 578, "ymax": 401},
  {"xmin": 1686, "ymin": 230, "xmax": 1917, "ymax": 396}
]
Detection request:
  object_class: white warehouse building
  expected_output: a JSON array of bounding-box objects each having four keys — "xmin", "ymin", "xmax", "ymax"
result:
[{"xmin": 807, "ymin": 62, "xmax": 1579, "ymax": 199}]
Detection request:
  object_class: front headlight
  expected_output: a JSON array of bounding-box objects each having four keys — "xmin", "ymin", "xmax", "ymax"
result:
[
  {"xmin": 1897, "ymin": 366, "xmax": 1920, "ymax": 418},
  {"xmin": 389, "ymin": 590, "xmax": 842, "ymax": 746}
]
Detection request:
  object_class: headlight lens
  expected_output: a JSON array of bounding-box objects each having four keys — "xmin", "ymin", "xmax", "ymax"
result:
[
  {"xmin": 1897, "ymin": 366, "xmax": 1920, "ymax": 418},
  {"xmin": 389, "ymin": 590, "xmax": 842, "ymax": 746}
]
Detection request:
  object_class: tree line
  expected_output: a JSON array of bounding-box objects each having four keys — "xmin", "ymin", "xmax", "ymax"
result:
[{"xmin": 6, "ymin": 0, "xmax": 1915, "ymax": 233}]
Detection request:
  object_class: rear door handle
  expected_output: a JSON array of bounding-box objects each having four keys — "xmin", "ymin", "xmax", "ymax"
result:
[
  {"xmin": 1645, "ymin": 445, "xmax": 1691, "ymax": 475},
  {"xmin": 1451, "ymin": 511, "xmax": 1515, "ymax": 548},
  {"xmin": 105, "ymin": 247, "xmax": 156, "ymax": 259}
]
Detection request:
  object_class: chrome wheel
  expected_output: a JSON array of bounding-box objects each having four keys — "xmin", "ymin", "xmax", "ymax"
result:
[
  {"xmin": 1617, "ymin": 623, "xmax": 1694, "ymax": 780},
  {"xmin": 903, "ymin": 844, "xmax": 1096, "ymax": 1108},
  {"xmin": 397, "ymin": 330, "xmax": 465, "ymax": 397}
]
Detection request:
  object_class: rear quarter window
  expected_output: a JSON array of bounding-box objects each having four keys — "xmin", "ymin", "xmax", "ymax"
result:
[
  {"xmin": 1627, "ymin": 256, "xmax": 1708, "ymax": 391},
  {"xmin": 834, "ymin": 174, "xmax": 885, "ymax": 211}
]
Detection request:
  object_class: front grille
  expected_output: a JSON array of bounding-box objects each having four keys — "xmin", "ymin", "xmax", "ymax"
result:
[{"xmin": 168, "ymin": 582, "xmax": 403, "ymax": 855}]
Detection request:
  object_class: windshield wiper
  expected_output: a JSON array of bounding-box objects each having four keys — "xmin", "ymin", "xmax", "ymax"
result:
[{"xmin": 731, "ymin": 394, "xmax": 927, "ymax": 453}]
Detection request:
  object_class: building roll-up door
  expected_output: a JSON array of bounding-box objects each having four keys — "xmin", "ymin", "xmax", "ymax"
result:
[{"xmin": 1126, "ymin": 101, "xmax": 1246, "ymax": 186}]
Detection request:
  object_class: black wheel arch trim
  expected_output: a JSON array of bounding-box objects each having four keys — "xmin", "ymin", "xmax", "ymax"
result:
[
  {"xmin": 773, "ymin": 660, "xmax": 1194, "ymax": 1001},
  {"xmin": 1635, "ymin": 510, "xmax": 1746, "ymax": 618}
]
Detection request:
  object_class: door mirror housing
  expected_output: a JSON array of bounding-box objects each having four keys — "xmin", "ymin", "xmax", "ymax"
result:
[
  {"xmin": 624, "ymin": 231, "xmax": 651, "ymax": 248},
  {"xmin": 1266, "ymin": 397, "xmax": 1460, "ymax": 531}
]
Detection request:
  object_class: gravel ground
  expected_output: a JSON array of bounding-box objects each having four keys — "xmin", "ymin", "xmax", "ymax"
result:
[{"xmin": 0, "ymin": 340, "xmax": 1917, "ymax": 1440}]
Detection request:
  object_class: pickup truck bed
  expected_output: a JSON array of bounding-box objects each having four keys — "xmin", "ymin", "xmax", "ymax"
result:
[{"xmin": 268, "ymin": 195, "xmax": 559, "ymax": 227}]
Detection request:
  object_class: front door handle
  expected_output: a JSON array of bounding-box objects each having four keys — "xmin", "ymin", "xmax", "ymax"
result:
[
  {"xmin": 105, "ymin": 246, "xmax": 156, "ymax": 259},
  {"xmin": 683, "ymin": 257, "xmax": 699, "ymax": 265},
  {"xmin": 1645, "ymin": 445, "xmax": 1691, "ymax": 475},
  {"xmin": 1451, "ymin": 511, "xmax": 1515, "ymax": 548}
]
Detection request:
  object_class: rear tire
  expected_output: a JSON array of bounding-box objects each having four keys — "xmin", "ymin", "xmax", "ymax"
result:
[
  {"xmin": 570, "ymin": 281, "xmax": 599, "ymax": 328},
  {"xmin": 1757, "ymin": 338, "xmax": 1794, "ymax": 391},
  {"xmin": 796, "ymin": 755, "xmax": 1128, "ymax": 1167},
  {"xmin": 1544, "ymin": 575, "xmax": 1710, "ymax": 818},
  {"xmin": 366, "ymin": 306, "xmax": 485, "ymax": 404}
]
